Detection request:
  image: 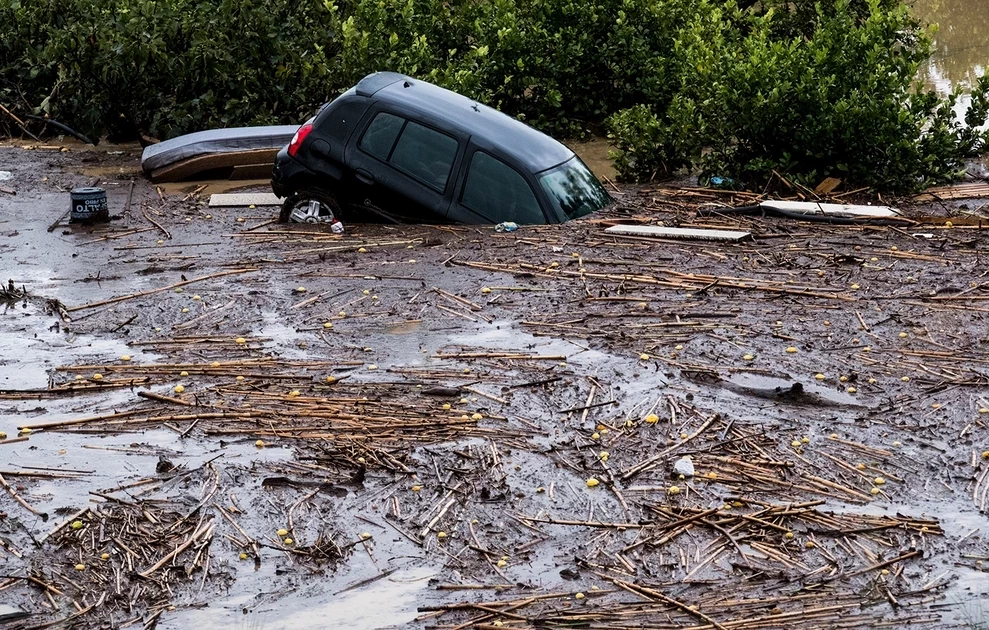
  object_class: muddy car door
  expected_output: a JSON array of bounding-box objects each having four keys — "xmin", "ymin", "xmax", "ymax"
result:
[
  {"xmin": 344, "ymin": 110, "xmax": 462, "ymax": 221},
  {"xmin": 446, "ymin": 143, "xmax": 558, "ymax": 225}
]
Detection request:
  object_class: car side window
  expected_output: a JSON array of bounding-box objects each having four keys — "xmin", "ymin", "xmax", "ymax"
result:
[
  {"xmin": 461, "ymin": 151, "xmax": 544, "ymax": 223},
  {"xmin": 359, "ymin": 112, "xmax": 405, "ymax": 161},
  {"xmin": 389, "ymin": 121, "xmax": 459, "ymax": 192},
  {"xmin": 322, "ymin": 99, "xmax": 370, "ymax": 144}
]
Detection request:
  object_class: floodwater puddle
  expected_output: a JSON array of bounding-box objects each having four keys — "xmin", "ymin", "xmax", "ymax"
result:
[{"xmin": 161, "ymin": 565, "xmax": 437, "ymax": 630}]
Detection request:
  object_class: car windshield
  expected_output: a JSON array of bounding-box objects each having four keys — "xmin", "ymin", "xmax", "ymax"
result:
[{"xmin": 537, "ymin": 157, "xmax": 612, "ymax": 220}]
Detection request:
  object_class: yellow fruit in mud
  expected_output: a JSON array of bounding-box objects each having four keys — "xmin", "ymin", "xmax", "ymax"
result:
[
  {"xmin": 101, "ymin": 553, "xmax": 110, "ymax": 560},
  {"xmin": 156, "ymin": 239, "xmax": 164, "ymax": 245},
  {"xmin": 639, "ymin": 353, "xmax": 650, "ymax": 361},
  {"xmin": 871, "ymin": 487, "xmax": 881, "ymax": 495},
  {"xmin": 235, "ymin": 337, "xmax": 246, "ymax": 344},
  {"xmin": 791, "ymin": 440, "xmax": 802, "ymax": 448},
  {"xmin": 893, "ymin": 441, "xmax": 902, "ymax": 447},
  {"xmin": 680, "ymin": 432, "xmax": 688, "ymax": 440},
  {"xmin": 732, "ymin": 501, "xmax": 743, "ymax": 508},
  {"xmin": 921, "ymin": 526, "xmax": 929, "ymax": 533},
  {"xmin": 471, "ymin": 413, "xmax": 483, "ymax": 420},
  {"xmin": 801, "ymin": 437, "xmax": 810, "ymax": 444},
  {"xmin": 367, "ymin": 365, "xmax": 378, "ymax": 371},
  {"xmin": 901, "ymin": 376, "xmax": 910, "ymax": 382},
  {"xmin": 408, "ymin": 259, "xmax": 416, "ymax": 263},
  {"xmin": 174, "ymin": 288, "xmax": 183, "ymax": 293},
  {"xmin": 174, "ymin": 385, "xmax": 185, "ymax": 394},
  {"xmin": 549, "ymin": 262, "xmax": 560, "ymax": 268},
  {"xmin": 899, "ymin": 332, "xmax": 908, "ymax": 338},
  {"xmin": 850, "ymin": 284, "xmax": 860, "ymax": 290},
  {"xmin": 19, "ymin": 428, "xmax": 31, "ymax": 435},
  {"xmin": 481, "ymin": 287, "xmax": 492, "ymax": 294},
  {"xmin": 982, "ymin": 451, "xmax": 989, "ymax": 459},
  {"xmin": 785, "ymin": 531, "xmax": 794, "ymax": 540},
  {"xmin": 283, "ymin": 538, "xmax": 293, "ymax": 545},
  {"xmin": 599, "ymin": 451, "xmax": 609, "ymax": 462},
  {"xmin": 868, "ymin": 378, "xmax": 877, "ymax": 384},
  {"xmin": 255, "ymin": 440, "xmax": 265, "ymax": 448},
  {"xmin": 980, "ymin": 408, "xmax": 989, "ymax": 414},
  {"xmin": 575, "ymin": 592, "xmax": 585, "ymax": 599},
  {"xmin": 706, "ymin": 472, "xmax": 718, "ymax": 480},
  {"xmin": 847, "ymin": 387, "xmax": 857, "ymax": 393},
  {"xmin": 325, "ymin": 376, "xmax": 336, "ymax": 384},
  {"xmin": 237, "ymin": 217, "xmax": 245, "ymax": 222},
  {"xmin": 463, "ymin": 368, "xmax": 471, "ymax": 374},
  {"xmin": 120, "ymin": 355, "xmax": 131, "ymax": 361},
  {"xmin": 945, "ymin": 221, "xmax": 953, "ymax": 227},
  {"xmin": 785, "ymin": 347, "xmax": 797, "ymax": 354},
  {"xmin": 805, "ymin": 541, "xmax": 816, "ymax": 549},
  {"xmin": 493, "ymin": 622, "xmax": 503, "ymax": 627},
  {"xmin": 360, "ymin": 532, "xmax": 372, "ymax": 540},
  {"xmin": 412, "ymin": 485, "xmax": 421, "ymax": 492},
  {"xmin": 211, "ymin": 361, "xmax": 221, "ymax": 367},
  {"xmin": 874, "ymin": 477, "xmax": 886, "ymax": 485},
  {"xmin": 645, "ymin": 414, "xmax": 659, "ymax": 424},
  {"xmin": 862, "ymin": 346, "xmax": 871, "ymax": 352},
  {"xmin": 75, "ymin": 564, "xmax": 85, "ymax": 571},
  {"xmin": 839, "ymin": 375, "xmax": 848, "ymax": 382},
  {"xmin": 277, "ymin": 528, "xmax": 289, "ymax": 537},
  {"xmin": 675, "ymin": 345, "xmax": 683, "ymax": 351},
  {"xmin": 536, "ymin": 487, "xmax": 545, "ymax": 493},
  {"xmin": 296, "ymin": 287, "xmax": 306, "ymax": 293},
  {"xmin": 323, "ymin": 322, "xmax": 333, "ymax": 329},
  {"xmin": 181, "ymin": 307, "xmax": 189, "ymax": 313},
  {"xmin": 743, "ymin": 354, "xmax": 754, "ymax": 361},
  {"xmin": 815, "ymin": 374, "xmax": 825, "ymax": 381},
  {"xmin": 586, "ymin": 478, "xmax": 600, "ymax": 488},
  {"xmin": 591, "ymin": 432, "xmax": 601, "ymax": 440},
  {"xmin": 70, "ymin": 520, "xmax": 84, "ymax": 530},
  {"xmin": 236, "ymin": 376, "xmax": 245, "ymax": 381},
  {"xmin": 441, "ymin": 403, "xmax": 451, "ymax": 410},
  {"xmin": 496, "ymin": 559, "xmax": 507, "ymax": 567},
  {"xmin": 667, "ymin": 486, "xmax": 680, "ymax": 495},
  {"xmin": 338, "ymin": 311, "xmax": 346, "ymax": 317},
  {"xmin": 192, "ymin": 295, "xmax": 201, "ymax": 301},
  {"xmin": 239, "ymin": 552, "xmax": 248, "ymax": 560},
  {"xmin": 204, "ymin": 214, "xmax": 212, "ymax": 219},
  {"xmin": 436, "ymin": 531, "xmax": 448, "ymax": 539},
  {"xmin": 0, "ymin": 432, "xmax": 6, "ymax": 440},
  {"xmin": 824, "ymin": 320, "xmax": 831, "ymax": 326},
  {"xmin": 288, "ymin": 390, "xmax": 300, "ymax": 397},
  {"xmin": 92, "ymin": 373, "xmax": 103, "ymax": 380},
  {"xmin": 179, "ymin": 371, "xmax": 189, "ymax": 377},
  {"xmin": 358, "ymin": 247, "xmax": 368, "ymax": 253}
]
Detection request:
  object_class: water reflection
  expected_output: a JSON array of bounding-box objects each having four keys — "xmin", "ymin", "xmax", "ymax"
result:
[{"xmin": 913, "ymin": 0, "xmax": 989, "ymax": 91}]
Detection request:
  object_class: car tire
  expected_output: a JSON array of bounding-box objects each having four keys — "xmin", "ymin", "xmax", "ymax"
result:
[{"xmin": 279, "ymin": 189, "xmax": 344, "ymax": 224}]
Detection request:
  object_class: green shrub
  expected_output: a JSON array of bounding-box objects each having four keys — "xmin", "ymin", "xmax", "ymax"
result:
[{"xmin": 607, "ymin": 0, "xmax": 989, "ymax": 192}]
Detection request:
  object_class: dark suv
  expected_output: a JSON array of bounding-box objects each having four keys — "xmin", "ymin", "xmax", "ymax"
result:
[{"xmin": 271, "ymin": 72, "xmax": 612, "ymax": 224}]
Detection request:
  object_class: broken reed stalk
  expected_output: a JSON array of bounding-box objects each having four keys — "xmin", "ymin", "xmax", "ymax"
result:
[{"xmin": 66, "ymin": 269, "xmax": 255, "ymax": 312}]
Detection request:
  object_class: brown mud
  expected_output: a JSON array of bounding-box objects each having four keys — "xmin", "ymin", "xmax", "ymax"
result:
[{"xmin": 1, "ymin": 141, "xmax": 989, "ymax": 629}]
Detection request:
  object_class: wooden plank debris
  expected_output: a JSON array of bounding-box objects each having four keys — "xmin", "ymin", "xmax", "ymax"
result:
[
  {"xmin": 208, "ymin": 193, "xmax": 283, "ymax": 207},
  {"xmin": 604, "ymin": 225, "xmax": 752, "ymax": 242},
  {"xmin": 760, "ymin": 200, "xmax": 900, "ymax": 218}
]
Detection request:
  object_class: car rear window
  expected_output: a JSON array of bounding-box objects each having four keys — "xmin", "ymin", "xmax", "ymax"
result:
[
  {"xmin": 462, "ymin": 152, "xmax": 544, "ymax": 223},
  {"xmin": 389, "ymin": 121, "xmax": 459, "ymax": 192},
  {"xmin": 537, "ymin": 157, "xmax": 612, "ymax": 220},
  {"xmin": 359, "ymin": 112, "xmax": 404, "ymax": 161}
]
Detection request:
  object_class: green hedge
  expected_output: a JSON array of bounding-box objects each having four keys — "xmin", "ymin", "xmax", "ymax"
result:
[
  {"xmin": 1, "ymin": 0, "xmax": 986, "ymax": 192},
  {"xmin": 607, "ymin": 0, "xmax": 989, "ymax": 192}
]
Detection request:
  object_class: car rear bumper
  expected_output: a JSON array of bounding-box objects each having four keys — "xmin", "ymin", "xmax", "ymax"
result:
[{"xmin": 271, "ymin": 147, "xmax": 315, "ymax": 198}]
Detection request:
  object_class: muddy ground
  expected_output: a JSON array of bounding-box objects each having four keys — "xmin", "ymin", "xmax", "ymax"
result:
[{"xmin": 1, "ymin": 140, "xmax": 989, "ymax": 629}]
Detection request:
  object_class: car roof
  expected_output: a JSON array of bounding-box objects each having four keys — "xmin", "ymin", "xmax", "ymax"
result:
[{"xmin": 356, "ymin": 72, "xmax": 574, "ymax": 173}]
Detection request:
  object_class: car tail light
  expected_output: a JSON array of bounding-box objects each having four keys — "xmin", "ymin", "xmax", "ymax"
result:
[{"xmin": 288, "ymin": 121, "xmax": 314, "ymax": 157}]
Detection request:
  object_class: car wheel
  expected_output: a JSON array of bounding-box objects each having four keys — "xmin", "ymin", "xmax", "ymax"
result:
[{"xmin": 279, "ymin": 189, "xmax": 343, "ymax": 224}]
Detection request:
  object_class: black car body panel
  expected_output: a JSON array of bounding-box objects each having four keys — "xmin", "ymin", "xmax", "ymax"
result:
[{"xmin": 272, "ymin": 73, "xmax": 612, "ymax": 224}]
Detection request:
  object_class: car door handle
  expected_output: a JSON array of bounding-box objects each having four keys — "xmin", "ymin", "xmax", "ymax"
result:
[{"xmin": 355, "ymin": 169, "xmax": 375, "ymax": 185}]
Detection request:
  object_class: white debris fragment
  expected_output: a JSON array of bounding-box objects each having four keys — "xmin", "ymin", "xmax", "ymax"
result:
[{"xmin": 673, "ymin": 456, "xmax": 694, "ymax": 478}]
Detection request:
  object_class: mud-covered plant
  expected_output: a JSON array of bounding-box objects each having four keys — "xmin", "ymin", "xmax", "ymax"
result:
[{"xmin": 607, "ymin": 0, "xmax": 989, "ymax": 192}]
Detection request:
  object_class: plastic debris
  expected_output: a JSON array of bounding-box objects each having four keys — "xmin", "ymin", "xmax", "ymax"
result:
[
  {"xmin": 494, "ymin": 221, "xmax": 519, "ymax": 232},
  {"xmin": 673, "ymin": 456, "xmax": 694, "ymax": 478}
]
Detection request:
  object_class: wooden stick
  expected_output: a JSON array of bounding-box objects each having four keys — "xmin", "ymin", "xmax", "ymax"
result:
[{"xmin": 66, "ymin": 269, "xmax": 255, "ymax": 312}]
